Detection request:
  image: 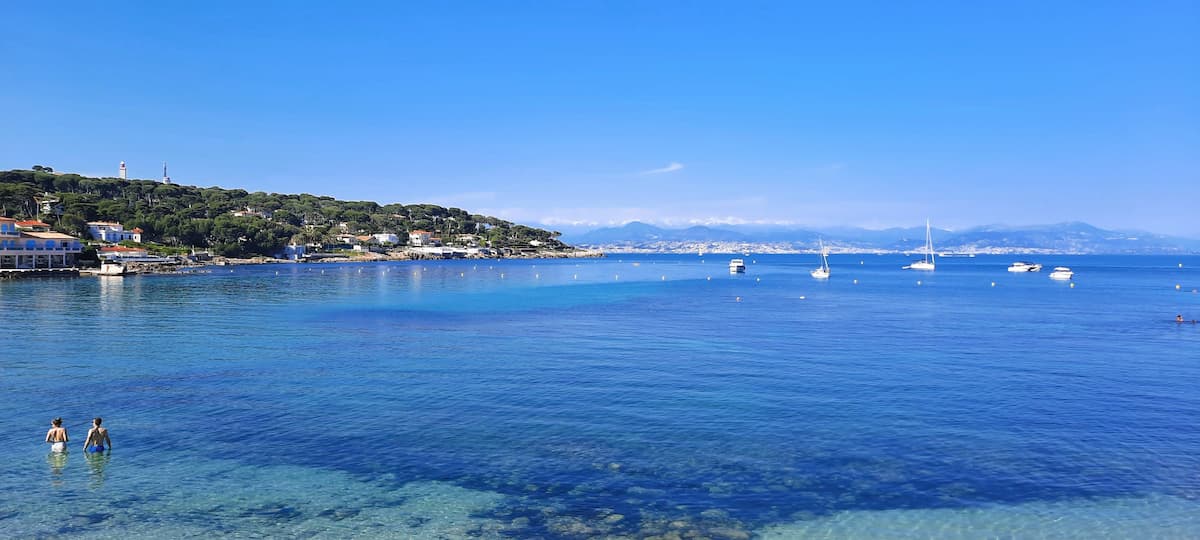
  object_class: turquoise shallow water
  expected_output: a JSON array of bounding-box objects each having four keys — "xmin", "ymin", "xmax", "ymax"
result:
[{"xmin": 2, "ymin": 254, "xmax": 1199, "ymax": 538}]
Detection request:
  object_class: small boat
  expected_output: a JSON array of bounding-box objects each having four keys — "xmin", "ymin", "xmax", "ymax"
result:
[
  {"xmin": 729, "ymin": 258, "xmax": 746, "ymax": 273},
  {"xmin": 811, "ymin": 240, "xmax": 830, "ymax": 279},
  {"xmin": 1007, "ymin": 261, "xmax": 1043, "ymax": 272},
  {"xmin": 1049, "ymin": 267, "xmax": 1074, "ymax": 280},
  {"xmin": 81, "ymin": 262, "xmax": 131, "ymax": 276},
  {"xmin": 903, "ymin": 219, "xmax": 936, "ymax": 271}
]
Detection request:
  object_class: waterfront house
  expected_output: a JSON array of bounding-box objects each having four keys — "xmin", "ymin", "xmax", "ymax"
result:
[
  {"xmin": 373, "ymin": 233, "xmax": 399, "ymax": 245},
  {"xmin": 334, "ymin": 233, "xmax": 360, "ymax": 245},
  {"xmin": 409, "ymin": 230, "xmax": 434, "ymax": 247},
  {"xmin": 1, "ymin": 216, "xmax": 84, "ymax": 270},
  {"xmin": 87, "ymin": 221, "xmax": 143, "ymax": 243}
]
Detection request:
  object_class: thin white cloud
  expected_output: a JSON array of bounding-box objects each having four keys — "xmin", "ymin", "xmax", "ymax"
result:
[{"xmin": 639, "ymin": 162, "xmax": 684, "ymax": 175}]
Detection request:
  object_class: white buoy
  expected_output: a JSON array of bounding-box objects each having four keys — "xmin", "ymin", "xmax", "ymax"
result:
[
  {"xmin": 661, "ymin": 275, "xmax": 666, "ymax": 280},
  {"xmin": 756, "ymin": 277, "xmax": 761, "ymax": 282},
  {"xmin": 1180, "ymin": 263, "xmax": 1184, "ymax": 268},
  {"xmin": 535, "ymin": 274, "xmax": 540, "ymax": 279},
  {"xmin": 1177, "ymin": 284, "xmax": 1182, "ymax": 290},
  {"xmin": 1069, "ymin": 282, "xmax": 1075, "ymax": 288},
  {"xmin": 853, "ymin": 279, "xmax": 858, "ymax": 284},
  {"xmin": 707, "ymin": 276, "xmax": 712, "ymax": 281},
  {"xmin": 275, "ymin": 271, "xmax": 279, "ymax": 275},
  {"xmin": 460, "ymin": 272, "xmax": 465, "ymax": 277},
  {"xmin": 321, "ymin": 270, "xmax": 325, "ymax": 274},
  {"xmin": 500, "ymin": 273, "xmax": 505, "ymax": 278},
  {"xmin": 991, "ymin": 282, "xmax": 996, "ymax": 287},
  {"xmin": 573, "ymin": 274, "xmax": 578, "ymax": 280},
  {"xmin": 614, "ymin": 274, "xmax": 619, "ymax": 280},
  {"xmin": 917, "ymin": 280, "xmax": 922, "ymax": 286},
  {"xmin": 799, "ymin": 295, "xmax": 806, "ymax": 300},
  {"xmin": 735, "ymin": 296, "xmax": 742, "ymax": 302},
  {"xmin": 860, "ymin": 261, "xmax": 864, "ymax": 265}
]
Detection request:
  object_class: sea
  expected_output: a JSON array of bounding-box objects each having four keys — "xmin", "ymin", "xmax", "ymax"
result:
[{"xmin": 2, "ymin": 254, "xmax": 1199, "ymax": 539}]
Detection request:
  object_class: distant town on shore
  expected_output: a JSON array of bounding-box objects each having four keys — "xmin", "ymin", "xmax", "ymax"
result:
[{"xmin": 560, "ymin": 221, "xmax": 1200, "ymax": 255}]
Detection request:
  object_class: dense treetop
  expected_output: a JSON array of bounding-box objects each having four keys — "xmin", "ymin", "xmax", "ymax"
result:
[{"xmin": 0, "ymin": 168, "xmax": 566, "ymax": 257}]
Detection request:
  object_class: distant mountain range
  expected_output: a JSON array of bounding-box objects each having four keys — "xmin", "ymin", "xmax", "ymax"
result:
[{"xmin": 560, "ymin": 221, "xmax": 1200, "ymax": 254}]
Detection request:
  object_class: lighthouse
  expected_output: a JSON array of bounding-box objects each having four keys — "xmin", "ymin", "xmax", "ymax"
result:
[
  {"xmin": 119, "ymin": 161, "xmax": 127, "ymax": 179},
  {"xmin": 162, "ymin": 161, "xmax": 171, "ymax": 184}
]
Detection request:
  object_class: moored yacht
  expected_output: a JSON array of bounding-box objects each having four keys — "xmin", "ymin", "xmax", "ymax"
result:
[
  {"xmin": 729, "ymin": 258, "xmax": 746, "ymax": 273},
  {"xmin": 1049, "ymin": 267, "xmax": 1074, "ymax": 280},
  {"xmin": 903, "ymin": 219, "xmax": 936, "ymax": 271},
  {"xmin": 810, "ymin": 239, "xmax": 830, "ymax": 279},
  {"xmin": 1007, "ymin": 261, "xmax": 1043, "ymax": 272}
]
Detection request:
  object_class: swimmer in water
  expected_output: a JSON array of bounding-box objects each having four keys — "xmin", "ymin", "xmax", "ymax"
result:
[
  {"xmin": 82, "ymin": 417, "xmax": 111, "ymax": 453},
  {"xmin": 45, "ymin": 417, "xmax": 68, "ymax": 453}
]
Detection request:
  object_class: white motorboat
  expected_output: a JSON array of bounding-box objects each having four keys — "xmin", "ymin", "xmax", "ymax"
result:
[
  {"xmin": 903, "ymin": 220, "xmax": 936, "ymax": 271},
  {"xmin": 81, "ymin": 262, "xmax": 131, "ymax": 276},
  {"xmin": 729, "ymin": 258, "xmax": 746, "ymax": 273},
  {"xmin": 1049, "ymin": 266, "xmax": 1074, "ymax": 280},
  {"xmin": 811, "ymin": 239, "xmax": 830, "ymax": 279},
  {"xmin": 1007, "ymin": 261, "xmax": 1043, "ymax": 272}
]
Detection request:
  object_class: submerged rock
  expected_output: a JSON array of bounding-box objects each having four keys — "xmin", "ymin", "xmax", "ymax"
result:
[
  {"xmin": 708, "ymin": 526, "xmax": 751, "ymax": 540},
  {"xmin": 603, "ymin": 513, "xmax": 625, "ymax": 524}
]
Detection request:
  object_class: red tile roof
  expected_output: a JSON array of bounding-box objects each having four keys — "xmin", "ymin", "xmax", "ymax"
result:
[{"xmin": 17, "ymin": 220, "xmax": 50, "ymax": 227}]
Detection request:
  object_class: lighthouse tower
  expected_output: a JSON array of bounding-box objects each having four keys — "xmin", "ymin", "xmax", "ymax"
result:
[
  {"xmin": 119, "ymin": 161, "xmax": 127, "ymax": 179},
  {"xmin": 162, "ymin": 161, "xmax": 171, "ymax": 184}
]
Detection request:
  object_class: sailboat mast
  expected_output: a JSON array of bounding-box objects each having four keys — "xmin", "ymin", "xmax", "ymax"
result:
[{"xmin": 926, "ymin": 219, "xmax": 935, "ymax": 264}]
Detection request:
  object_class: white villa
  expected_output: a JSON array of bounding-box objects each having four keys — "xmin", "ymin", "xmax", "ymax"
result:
[
  {"xmin": 0, "ymin": 216, "xmax": 84, "ymax": 270},
  {"xmin": 409, "ymin": 230, "xmax": 437, "ymax": 247},
  {"xmin": 87, "ymin": 221, "xmax": 142, "ymax": 243},
  {"xmin": 373, "ymin": 233, "xmax": 399, "ymax": 245}
]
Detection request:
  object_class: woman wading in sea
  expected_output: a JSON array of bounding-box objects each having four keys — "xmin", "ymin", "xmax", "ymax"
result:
[{"xmin": 45, "ymin": 418, "xmax": 68, "ymax": 453}]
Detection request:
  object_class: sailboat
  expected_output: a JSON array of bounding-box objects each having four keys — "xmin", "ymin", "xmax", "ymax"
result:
[
  {"xmin": 903, "ymin": 220, "xmax": 936, "ymax": 271},
  {"xmin": 810, "ymin": 239, "xmax": 830, "ymax": 279}
]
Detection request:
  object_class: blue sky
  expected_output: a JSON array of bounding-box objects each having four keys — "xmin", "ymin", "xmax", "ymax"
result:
[{"xmin": 2, "ymin": 1, "xmax": 1197, "ymax": 235}]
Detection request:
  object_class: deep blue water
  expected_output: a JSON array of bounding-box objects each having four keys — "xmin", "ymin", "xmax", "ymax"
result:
[{"xmin": 2, "ymin": 254, "xmax": 1199, "ymax": 538}]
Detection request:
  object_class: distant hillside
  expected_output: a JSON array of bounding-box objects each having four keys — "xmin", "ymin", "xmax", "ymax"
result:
[
  {"xmin": 0, "ymin": 168, "xmax": 569, "ymax": 257},
  {"xmin": 562, "ymin": 221, "xmax": 1200, "ymax": 254},
  {"xmin": 571, "ymin": 221, "xmax": 749, "ymax": 244}
]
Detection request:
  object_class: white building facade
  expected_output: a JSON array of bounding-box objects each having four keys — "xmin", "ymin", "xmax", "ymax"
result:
[
  {"xmin": 87, "ymin": 222, "xmax": 143, "ymax": 243},
  {"xmin": 0, "ymin": 217, "xmax": 84, "ymax": 269},
  {"xmin": 373, "ymin": 233, "xmax": 399, "ymax": 245}
]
